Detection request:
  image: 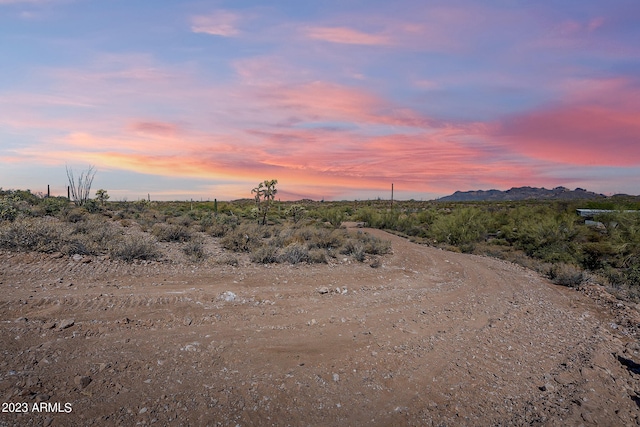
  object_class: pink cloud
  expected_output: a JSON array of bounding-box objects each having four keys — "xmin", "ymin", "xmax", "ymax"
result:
[
  {"xmin": 303, "ymin": 26, "xmax": 390, "ymax": 46},
  {"xmin": 191, "ymin": 11, "xmax": 240, "ymax": 37},
  {"xmin": 493, "ymin": 78, "xmax": 640, "ymax": 166},
  {"xmin": 245, "ymin": 80, "xmax": 432, "ymax": 128},
  {"xmin": 128, "ymin": 121, "xmax": 182, "ymax": 138}
]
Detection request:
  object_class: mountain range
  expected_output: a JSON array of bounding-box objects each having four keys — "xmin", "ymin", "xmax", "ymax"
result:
[{"xmin": 437, "ymin": 186, "xmax": 605, "ymax": 202}]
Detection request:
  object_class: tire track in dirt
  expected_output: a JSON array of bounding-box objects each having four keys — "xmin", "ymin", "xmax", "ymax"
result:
[{"xmin": 1, "ymin": 231, "xmax": 640, "ymax": 426}]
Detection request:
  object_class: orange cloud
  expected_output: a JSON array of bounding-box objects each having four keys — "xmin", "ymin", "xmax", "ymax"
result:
[{"xmin": 304, "ymin": 26, "xmax": 391, "ymax": 46}]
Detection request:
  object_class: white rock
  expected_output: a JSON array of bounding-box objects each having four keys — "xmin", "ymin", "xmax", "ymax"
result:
[{"xmin": 221, "ymin": 291, "xmax": 236, "ymax": 302}]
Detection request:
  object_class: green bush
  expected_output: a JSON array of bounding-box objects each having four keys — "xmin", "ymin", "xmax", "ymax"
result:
[
  {"xmin": 507, "ymin": 212, "xmax": 579, "ymax": 263},
  {"xmin": 40, "ymin": 197, "xmax": 69, "ymax": 216},
  {"xmin": 324, "ymin": 208, "xmax": 346, "ymax": 228},
  {"xmin": 430, "ymin": 207, "xmax": 489, "ymax": 246},
  {"xmin": 0, "ymin": 198, "xmax": 19, "ymax": 221}
]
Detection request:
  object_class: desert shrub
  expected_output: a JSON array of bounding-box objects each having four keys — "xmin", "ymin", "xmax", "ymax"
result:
[
  {"xmin": 355, "ymin": 207, "xmax": 381, "ymax": 227},
  {"xmin": 218, "ymin": 254, "xmax": 239, "ymax": 266},
  {"xmin": 151, "ymin": 223, "xmax": 192, "ymax": 242},
  {"xmin": 357, "ymin": 232, "xmax": 392, "ymax": 255},
  {"xmin": 64, "ymin": 208, "xmax": 88, "ymax": 223},
  {"xmin": 199, "ymin": 213, "xmax": 214, "ymax": 231},
  {"xmin": 279, "ymin": 243, "xmax": 309, "ymax": 264},
  {"xmin": 324, "ymin": 208, "xmax": 346, "ymax": 228},
  {"xmin": 287, "ymin": 205, "xmax": 306, "ymax": 223},
  {"xmin": 219, "ymin": 213, "xmax": 240, "ymax": 227},
  {"xmin": 506, "ymin": 212, "xmax": 579, "ymax": 263},
  {"xmin": 250, "ymin": 244, "xmax": 279, "ymax": 263},
  {"xmin": 430, "ymin": 207, "xmax": 489, "ymax": 246},
  {"xmin": 208, "ymin": 222, "xmax": 230, "ymax": 238},
  {"xmin": 306, "ymin": 228, "xmax": 345, "ymax": 250},
  {"xmin": 308, "ymin": 248, "xmax": 327, "ymax": 264},
  {"xmin": 581, "ymin": 241, "xmax": 618, "ymax": 270},
  {"xmin": 0, "ymin": 217, "xmax": 67, "ymax": 253},
  {"xmin": 66, "ymin": 219, "xmax": 120, "ymax": 255},
  {"xmin": 340, "ymin": 239, "xmax": 365, "ymax": 261},
  {"xmin": 40, "ymin": 197, "xmax": 69, "ymax": 216},
  {"xmin": 170, "ymin": 215, "xmax": 193, "ymax": 227},
  {"xmin": 109, "ymin": 234, "xmax": 160, "ymax": 261},
  {"xmin": 221, "ymin": 223, "xmax": 263, "ymax": 252},
  {"xmin": 84, "ymin": 199, "xmax": 100, "ymax": 213},
  {"xmin": 545, "ymin": 263, "xmax": 585, "ymax": 287},
  {"xmin": 270, "ymin": 226, "xmax": 296, "ymax": 247},
  {"xmin": 183, "ymin": 237, "xmax": 206, "ymax": 261},
  {"xmin": 603, "ymin": 265, "xmax": 640, "ymax": 292},
  {"xmin": 0, "ymin": 216, "xmax": 130, "ymax": 256},
  {"xmin": 0, "ymin": 198, "xmax": 19, "ymax": 221}
]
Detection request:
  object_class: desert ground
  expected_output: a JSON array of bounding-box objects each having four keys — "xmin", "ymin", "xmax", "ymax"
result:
[{"xmin": 1, "ymin": 226, "xmax": 639, "ymax": 426}]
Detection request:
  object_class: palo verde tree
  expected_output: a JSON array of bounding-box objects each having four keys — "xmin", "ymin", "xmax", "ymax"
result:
[
  {"xmin": 251, "ymin": 179, "xmax": 278, "ymax": 225},
  {"xmin": 66, "ymin": 165, "xmax": 96, "ymax": 206}
]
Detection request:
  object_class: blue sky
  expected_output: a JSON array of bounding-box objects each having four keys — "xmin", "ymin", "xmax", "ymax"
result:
[{"xmin": 1, "ymin": 0, "xmax": 639, "ymax": 200}]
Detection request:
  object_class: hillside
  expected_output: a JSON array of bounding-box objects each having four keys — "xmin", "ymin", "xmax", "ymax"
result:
[{"xmin": 438, "ymin": 186, "xmax": 605, "ymax": 202}]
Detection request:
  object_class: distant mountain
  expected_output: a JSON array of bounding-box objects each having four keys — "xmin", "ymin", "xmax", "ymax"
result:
[{"xmin": 437, "ymin": 186, "xmax": 605, "ymax": 202}]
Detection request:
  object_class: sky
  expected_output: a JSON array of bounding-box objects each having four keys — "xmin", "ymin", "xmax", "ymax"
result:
[{"xmin": 1, "ymin": 0, "xmax": 639, "ymax": 201}]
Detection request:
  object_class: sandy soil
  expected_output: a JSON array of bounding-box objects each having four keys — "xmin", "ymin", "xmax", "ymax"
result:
[{"xmin": 1, "ymin": 226, "xmax": 639, "ymax": 426}]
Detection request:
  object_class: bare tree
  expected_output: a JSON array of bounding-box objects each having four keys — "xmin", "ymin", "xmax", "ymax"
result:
[{"xmin": 66, "ymin": 165, "xmax": 96, "ymax": 206}]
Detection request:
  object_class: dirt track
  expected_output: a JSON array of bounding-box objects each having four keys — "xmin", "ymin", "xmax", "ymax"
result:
[{"xmin": 1, "ymin": 227, "xmax": 640, "ymax": 426}]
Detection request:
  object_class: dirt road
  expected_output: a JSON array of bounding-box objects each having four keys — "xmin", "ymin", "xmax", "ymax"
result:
[{"xmin": 1, "ymin": 228, "xmax": 639, "ymax": 426}]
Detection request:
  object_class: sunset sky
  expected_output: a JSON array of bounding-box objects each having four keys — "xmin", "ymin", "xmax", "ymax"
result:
[{"xmin": 1, "ymin": 1, "xmax": 639, "ymax": 201}]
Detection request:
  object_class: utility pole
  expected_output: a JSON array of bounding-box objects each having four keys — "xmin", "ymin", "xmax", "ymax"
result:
[{"xmin": 391, "ymin": 183, "xmax": 394, "ymax": 209}]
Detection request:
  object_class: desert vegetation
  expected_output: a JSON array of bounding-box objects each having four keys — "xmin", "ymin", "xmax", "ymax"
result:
[
  {"xmin": 0, "ymin": 187, "xmax": 391, "ymax": 268},
  {"xmin": 1, "ymin": 186, "xmax": 639, "ymax": 299},
  {"xmin": 352, "ymin": 197, "xmax": 640, "ymax": 298}
]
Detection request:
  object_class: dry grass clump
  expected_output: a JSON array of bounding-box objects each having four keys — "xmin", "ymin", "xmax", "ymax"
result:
[
  {"xmin": 250, "ymin": 244, "xmax": 279, "ymax": 264},
  {"xmin": 182, "ymin": 237, "xmax": 206, "ymax": 261},
  {"xmin": 218, "ymin": 254, "xmax": 239, "ymax": 266},
  {"xmin": 169, "ymin": 215, "xmax": 193, "ymax": 227},
  {"xmin": 356, "ymin": 231, "xmax": 392, "ymax": 255},
  {"xmin": 151, "ymin": 223, "xmax": 192, "ymax": 242},
  {"xmin": 279, "ymin": 242, "xmax": 309, "ymax": 264},
  {"xmin": 0, "ymin": 216, "xmax": 161, "ymax": 261},
  {"xmin": 305, "ymin": 228, "xmax": 346, "ymax": 250},
  {"xmin": 542, "ymin": 263, "xmax": 586, "ymax": 287},
  {"xmin": 221, "ymin": 223, "xmax": 263, "ymax": 252},
  {"xmin": 0, "ymin": 217, "xmax": 67, "ymax": 253},
  {"xmin": 63, "ymin": 208, "xmax": 88, "ymax": 223},
  {"xmin": 109, "ymin": 234, "xmax": 160, "ymax": 261},
  {"xmin": 227, "ymin": 224, "xmax": 391, "ymax": 265}
]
